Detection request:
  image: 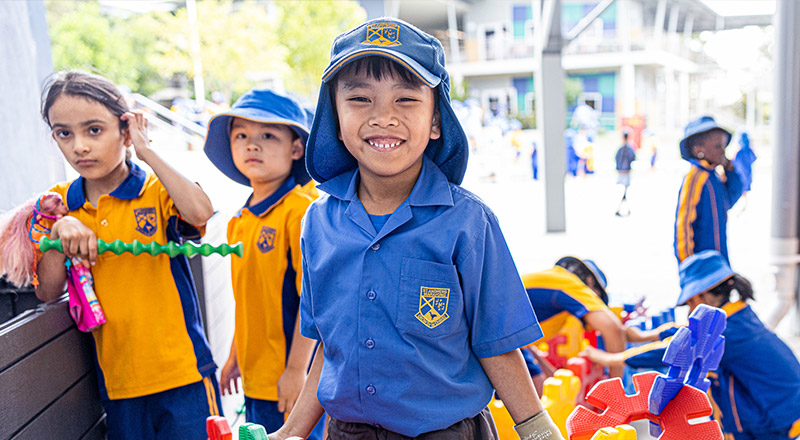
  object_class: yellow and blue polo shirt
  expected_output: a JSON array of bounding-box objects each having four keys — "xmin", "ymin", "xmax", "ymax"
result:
[
  {"xmin": 674, "ymin": 159, "xmax": 743, "ymax": 263},
  {"xmin": 49, "ymin": 162, "xmax": 215, "ymax": 400},
  {"xmin": 522, "ymin": 266, "xmax": 609, "ymax": 342},
  {"xmin": 227, "ymin": 176, "xmax": 314, "ymax": 401}
]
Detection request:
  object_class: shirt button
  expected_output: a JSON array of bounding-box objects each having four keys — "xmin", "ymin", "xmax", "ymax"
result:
[
  {"xmin": 365, "ymin": 338, "xmax": 375, "ymax": 349},
  {"xmin": 100, "ymin": 219, "xmax": 109, "ymax": 227},
  {"xmin": 367, "ymin": 290, "xmax": 377, "ymax": 300},
  {"xmin": 371, "ymin": 243, "xmax": 381, "ymax": 251},
  {"xmin": 366, "ymin": 385, "xmax": 376, "ymax": 395}
]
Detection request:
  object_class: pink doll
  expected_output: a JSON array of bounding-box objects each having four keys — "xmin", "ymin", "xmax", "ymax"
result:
[{"xmin": 0, "ymin": 193, "xmax": 105, "ymax": 331}]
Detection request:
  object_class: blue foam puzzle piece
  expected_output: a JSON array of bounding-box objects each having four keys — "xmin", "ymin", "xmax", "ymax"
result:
[{"xmin": 648, "ymin": 304, "xmax": 727, "ymax": 415}]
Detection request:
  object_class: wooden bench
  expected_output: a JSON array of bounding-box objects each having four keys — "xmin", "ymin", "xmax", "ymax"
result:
[{"xmin": 0, "ymin": 298, "xmax": 106, "ymax": 440}]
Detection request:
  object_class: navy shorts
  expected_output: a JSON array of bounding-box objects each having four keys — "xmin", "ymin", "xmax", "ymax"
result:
[
  {"xmin": 245, "ymin": 396, "xmax": 325, "ymax": 440},
  {"xmin": 103, "ymin": 375, "xmax": 222, "ymax": 440}
]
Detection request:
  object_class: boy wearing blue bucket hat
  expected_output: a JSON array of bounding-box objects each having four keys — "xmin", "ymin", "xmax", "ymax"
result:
[
  {"xmin": 272, "ymin": 18, "xmax": 561, "ymax": 440},
  {"xmin": 203, "ymin": 89, "xmax": 320, "ymax": 433},
  {"xmin": 674, "ymin": 116, "xmax": 743, "ymax": 264}
]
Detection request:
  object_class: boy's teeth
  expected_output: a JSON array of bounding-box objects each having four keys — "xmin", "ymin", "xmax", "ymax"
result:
[{"xmin": 368, "ymin": 140, "xmax": 401, "ymax": 149}]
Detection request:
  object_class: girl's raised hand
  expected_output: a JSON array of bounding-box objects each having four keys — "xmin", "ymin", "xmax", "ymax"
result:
[
  {"xmin": 120, "ymin": 111, "xmax": 152, "ymax": 161},
  {"xmin": 50, "ymin": 217, "xmax": 97, "ymax": 267}
]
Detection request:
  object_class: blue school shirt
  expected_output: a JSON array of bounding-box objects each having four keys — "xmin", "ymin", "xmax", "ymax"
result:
[{"xmin": 299, "ymin": 157, "xmax": 543, "ymax": 437}]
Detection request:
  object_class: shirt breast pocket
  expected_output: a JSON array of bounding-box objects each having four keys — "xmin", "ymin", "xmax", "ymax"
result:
[{"xmin": 397, "ymin": 257, "xmax": 463, "ymax": 337}]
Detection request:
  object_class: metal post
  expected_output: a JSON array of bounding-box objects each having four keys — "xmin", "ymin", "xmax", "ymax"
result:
[
  {"xmin": 769, "ymin": 0, "xmax": 800, "ymax": 333},
  {"xmin": 536, "ymin": 0, "xmax": 566, "ymax": 233}
]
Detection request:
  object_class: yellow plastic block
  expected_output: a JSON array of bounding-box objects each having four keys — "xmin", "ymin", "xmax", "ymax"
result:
[
  {"xmin": 488, "ymin": 397, "xmax": 516, "ymax": 440},
  {"xmin": 556, "ymin": 316, "xmax": 585, "ymax": 360},
  {"xmin": 542, "ymin": 369, "xmax": 582, "ymax": 438},
  {"xmin": 589, "ymin": 425, "xmax": 637, "ymax": 440}
]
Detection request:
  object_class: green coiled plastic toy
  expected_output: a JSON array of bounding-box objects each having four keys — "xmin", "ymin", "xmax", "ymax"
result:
[{"xmin": 39, "ymin": 236, "xmax": 242, "ymax": 258}]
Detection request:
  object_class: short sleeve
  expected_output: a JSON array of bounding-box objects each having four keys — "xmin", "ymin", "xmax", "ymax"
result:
[
  {"xmin": 458, "ymin": 214, "xmax": 543, "ymax": 358},
  {"xmin": 158, "ymin": 182, "xmax": 205, "ymax": 240},
  {"xmin": 299, "ymin": 235, "xmax": 320, "ymax": 341}
]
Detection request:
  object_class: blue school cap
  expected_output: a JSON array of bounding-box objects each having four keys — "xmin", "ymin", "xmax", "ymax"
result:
[
  {"xmin": 305, "ymin": 17, "xmax": 469, "ymax": 184},
  {"xmin": 204, "ymin": 89, "xmax": 311, "ymax": 186},
  {"xmin": 556, "ymin": 256, "xmax": 609, "ymax": 304},
  {"xmin": 679, "ymin": 116, "xmax": 731, "ymax": 161},
  {"xmin": 677, "ymin": 250, "xmax": 734, "ymax": 306}
]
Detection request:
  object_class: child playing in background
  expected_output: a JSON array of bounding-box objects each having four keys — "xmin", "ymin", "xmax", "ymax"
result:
[
  {"xmin": 614, "ymin": 131, "xmax": 635, "ymax": 216},
  {"xmin": 272, "ymin": 17, "xmax": 562, "ymax": 440},
  {"xmin": 203, "ymin": 89, "xmax": 320, "ymax": 434},
  {"xmin": 35, "ymin": 70, "xmax": 219, "ymax": 439},
  {"xmin": 675, "ymin": 116, "xmax": 743, "ymax": 264},
  {"xmin": 582, "ymin": 250, "xmax": 800, "ymax": 440}
]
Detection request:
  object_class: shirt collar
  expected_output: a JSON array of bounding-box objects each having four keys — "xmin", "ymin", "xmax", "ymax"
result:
[
  {"xmin": 239, "ymin": 176, "xmax": 296, "ymax": 217},
  {"xmin": 690, "ymin": 158, "xmax": 715, "ymax": 171},
  {"xmin": 65, "ymin": 161, "xmax": 147, "ymax": 211},
  {"xmin": 317, "ymin": 156, "xmax": 454, "ymax": 207}
]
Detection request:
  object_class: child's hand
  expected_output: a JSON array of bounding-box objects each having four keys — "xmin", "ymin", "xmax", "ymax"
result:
[
  {"xmin": 120, "ymin": 111, "xmax": 152, "ymax": 162},
  {"xmin": 220, "ymin": 355, "xmax": 241, "ymax": 396},
  {"xmin": 277, "ymin": 366, "xmax": 306, "ymax": 416},
  {"xmin": 50, "ymin": 217, "xmax": 97, "ymax": 267}
]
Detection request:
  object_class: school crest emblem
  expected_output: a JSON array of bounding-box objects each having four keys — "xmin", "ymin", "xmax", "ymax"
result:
[
  {"xmin": 133, "ymin": 207, "xmax": 157, "ymax": 237},
  {"xmin": 363, "ymin": 22, "xmax": 401, "ymax": 47},
  {"xmin": 415, "ymin": 286, "xmax": 450, "ymax": 329},
  {"xmin": 257, "ymin": 226, "xmax": 276, "ymax": 253}
]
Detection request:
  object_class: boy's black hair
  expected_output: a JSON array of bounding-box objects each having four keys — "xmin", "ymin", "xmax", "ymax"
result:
[
  {"xmin": 41, "ymin": 70, "xmax": 130, "ymax": 131},
  {"xmin": 328, "ymin": 56, "xmax": 440, "ymax": 124},
  {"xmin": 708, "ymin": 274, "xmax": 755, "ymax": 302},
  {"xmin": 555, "ymin": 256, "xmax": 608, "ymax": 304},
  {"xmin": 685, "ymin": 128, "xmax": 727, "ymax": 158}
]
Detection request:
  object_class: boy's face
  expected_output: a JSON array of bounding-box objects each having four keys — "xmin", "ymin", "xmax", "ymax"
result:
[
  {"xmin": 230, "ymin": 118, "xmax": 304, "ymax": 186},
  {"xmin": 692, "ymin": 130, "xmax": 728, "ymax": 167},
  {"xmin": 48, "ymin": 94, "xmax": 128, "ymax": 182},
  {"xmin": 334, "ymin": 70, "xmax": 441, "ymax": 183}
]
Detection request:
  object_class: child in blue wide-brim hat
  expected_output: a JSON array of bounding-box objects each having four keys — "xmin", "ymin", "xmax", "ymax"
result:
[{"xmin": 674, "ymin": 116, "xmax": 743, "ymax": 264}]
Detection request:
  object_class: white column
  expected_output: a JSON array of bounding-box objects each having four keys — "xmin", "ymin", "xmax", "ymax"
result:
[
  {"xmin": 678, "ymin": 71, "xmax": 690, "ymax": 127},
  {"xmin": 620, "ymin": 63, "xmax": 636, "ymax": 118},
  {"xmin": 653, "ymin": 0, "xmax": 666, "ymax": 47},
  {"xmin": 447, "ymin": 1, "xmax": 461, "ymax": 64}
]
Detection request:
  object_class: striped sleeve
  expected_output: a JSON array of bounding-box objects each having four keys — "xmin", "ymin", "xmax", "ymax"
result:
[{"xmin": 675, "ymin": 168, "xmax": 708, "ymax": 262}]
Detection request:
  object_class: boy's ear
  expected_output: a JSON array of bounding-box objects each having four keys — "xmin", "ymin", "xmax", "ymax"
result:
[
  {"xmin": 291, "ymin": 137, "xmax": 305, "ymax": 160},
  {"xmin": 430, "ymin": 112, "xmax": 441, "ymax": 140}
]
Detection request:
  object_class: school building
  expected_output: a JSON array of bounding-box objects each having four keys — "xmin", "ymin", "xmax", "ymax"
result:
[{"xmin": 359, "ymin": 0, "xmax": 771, "ymax": 131}]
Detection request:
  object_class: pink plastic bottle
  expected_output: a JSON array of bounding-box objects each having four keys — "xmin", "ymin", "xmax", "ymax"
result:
[{"xmin": 66, "ymin": 258, "xmax": 106, "ymax": 332}]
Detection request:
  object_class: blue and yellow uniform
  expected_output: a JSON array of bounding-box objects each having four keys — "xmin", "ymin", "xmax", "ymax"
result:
[
  {"xmin": 50, "ymin": 162, "xmax": 220, "ymax": 437},
  {"xmin": 300, "ymin": 157, "xmax": 543, "ymax": 437},
  {"xmin": 674, "ymin": 159, "xmax": 743, "ymax": 264},
  {"xmin": 522, "ymin": 266, "xmax": 608, "ymax": 342},
  {"xmin": 710, "ymin": 300, "xmax": 800, "ymax": 440},
  {"xmin": 227, "ymin": 177, "xmax": 313, "ymax": 401}
]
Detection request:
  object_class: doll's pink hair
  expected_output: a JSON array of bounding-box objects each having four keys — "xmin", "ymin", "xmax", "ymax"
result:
[{"xmin": 0, "ymin": 192, "xmax": 65, "ymax": 287}]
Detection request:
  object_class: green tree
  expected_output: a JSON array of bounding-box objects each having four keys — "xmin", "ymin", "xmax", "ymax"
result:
[{"xmin": 274, "ymin": 0, "xmax": 366, "ymax": 99}]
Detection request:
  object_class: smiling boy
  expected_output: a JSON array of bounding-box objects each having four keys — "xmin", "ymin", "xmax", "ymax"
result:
[{"xmin": 271, "ymin": 18, "xmax": 562, "ymax": 440}]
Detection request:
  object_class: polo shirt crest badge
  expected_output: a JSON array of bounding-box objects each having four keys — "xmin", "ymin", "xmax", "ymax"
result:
[
  {"xmin": 133, "ymin": 207, "xmax": 157, "ymax": 237},
  {"xmin": 415, "ymin": 286, "xmax": 450, "ymax": 329},
  {"xmin": 257, "ymin": 226, "xmax": 276, "ymax": 253},
  {"xmin": 362, "ymin": 22, "xmax": 401, "ymax": 47}
]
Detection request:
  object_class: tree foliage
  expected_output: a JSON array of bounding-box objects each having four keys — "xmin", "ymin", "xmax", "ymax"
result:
[{"xmin": 46, "ymin": 0, "xmax": 365, "ymax": 101}]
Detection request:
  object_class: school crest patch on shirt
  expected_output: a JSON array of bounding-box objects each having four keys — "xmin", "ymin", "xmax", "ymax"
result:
[
  {"xmin": 415, "ymin": 286, "xmax": 450, "ymax": 329},
  {"xmin": 257, "ymin": 226, "xmax": 276, "ymax": 253},
  {"xmin": 133, "ymin": 207, "xmax": 157, "ymax": 237},
  {"xmin": 362, "ymin": 22, "xmax": 401, "ymax": 47}
]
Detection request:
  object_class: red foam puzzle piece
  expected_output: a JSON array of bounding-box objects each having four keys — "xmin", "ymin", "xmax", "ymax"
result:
[
  {"xmin": 546, "ymin": 333, "xmax": 569, "ymax": 368},
  {"xmin": 565, "ymin": 372, "xmax": 722, "ymax": 440},
  {"xmin": 206, "ymin": 415, "xmax": 232, "ymax": 440},
  {"xmin": 566, "ymin": 357, "xmax": 606, "ymax": 405}
]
